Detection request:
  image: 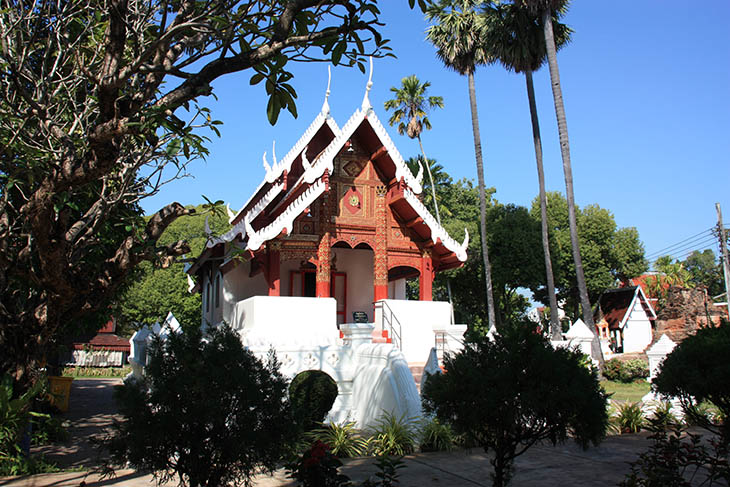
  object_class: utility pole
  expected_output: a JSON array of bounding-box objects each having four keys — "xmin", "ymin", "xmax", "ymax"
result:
[{"xmin": 715, "ymin": 203, "xmax": 730, "ymax": 319}]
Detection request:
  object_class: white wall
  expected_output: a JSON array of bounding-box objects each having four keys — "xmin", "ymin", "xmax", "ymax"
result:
[
  {"xmin": 220, "ymin": 260, "xmax": 268, "ymax": 326},
  {"xmin": 332, "ymin": 248, "xmax": 374, "ymax": 322},
  {"xmin": 388, "ymin": 278, "xmax": 406, "ymax": 300},
  {"xmin": 374, "ymin": 299, "xmax": 455, "ymax": 364},
  {"xmin": 622, "ymin": 300, "xmax": 653, "ymax": 353},
  {"xmin": 229, "ymin": 296, "xmax": 338, "ymax": 346}
]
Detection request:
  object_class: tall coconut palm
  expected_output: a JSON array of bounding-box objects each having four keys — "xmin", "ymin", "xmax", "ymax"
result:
[
  {"xmin": 426, "ymin": 0, "xmax": 497, "ymax": 330},
  {"xmin": 517, "ymin": 0, "xmax": 602, "ymax": 364},
  {"xmin": 481, "ymin": 2, "xmax": 570, "ymax": 340},
  {"xmin": 384, "ymin": 79, "xmax": 458, "ymax": 321},
  {"xmin": 384, "ymin": 75, "xmax": 445, "ymax": 224}
]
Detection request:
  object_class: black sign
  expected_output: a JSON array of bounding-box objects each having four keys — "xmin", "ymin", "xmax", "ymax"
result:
[{"xmin": 352, "ymin": 311, "xmax": 369, "ymax": 323}]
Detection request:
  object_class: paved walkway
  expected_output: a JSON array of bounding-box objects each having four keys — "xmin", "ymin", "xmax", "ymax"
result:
[
  {"xmin": 31, "ymin": 378, "xmax": 123, "ymax": 469},
  {"xmin": 0, "ymin": 378, "xmax": 666, "ymax": 486},
  {"xmin": 1, "ymin": 434, "xmax": 656, "ymax": 486}
]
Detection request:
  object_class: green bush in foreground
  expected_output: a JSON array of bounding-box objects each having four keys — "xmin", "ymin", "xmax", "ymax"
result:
[
  {"xmin": 290, "ymin": 370, "xmax": 338, "ymax": 432},
  {"xmin": 423, "ymin": 321, "xmax": 609, "ymax": 487},
  {"xmin": 620, "ymin": 426, "xmax": 729, "ymax": 486},
  {"xmin": 367, "ymin": 412, "xmax": 418, "ymax": 457},
  {"xmin": 609, "ymin": 402, "xmax": 645, "ymax": 435},
  {"xmin": 306, "ymin": 422, "xmax": 368, "ymax": 458},
  {"xmin": 110, "ymin": 324, "xmax": 297, "ymax": 487},
  {"xmin": 654, "ymin": 322, "xmax": 730, "ymax": 440}
]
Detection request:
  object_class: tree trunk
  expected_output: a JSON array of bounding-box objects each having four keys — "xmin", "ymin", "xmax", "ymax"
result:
[
  {"xmin": 417, "ymin": 136, "xmax": 456, "ymax": 323},
  {"xmin": 417, "ymin": 136, "xmax": 441, "ymax": 224},
  {"xmin": 541, "ymin": 9, "xmax": 603, "ymax": 366},
  {"xmin": 525, "ymin": 70, "xmax": 560, "ymax": 340},
  {"xmin": 467, "ymin": 71, "xmax": 496, "ymax": 330}
]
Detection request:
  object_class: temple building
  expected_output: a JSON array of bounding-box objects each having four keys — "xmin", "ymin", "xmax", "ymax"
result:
[{"xmin": 187, "ymin": 66, "xmax": 468, "ymax": 369}]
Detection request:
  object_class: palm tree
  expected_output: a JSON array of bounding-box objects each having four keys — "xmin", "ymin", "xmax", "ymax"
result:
[
  {"xmin": 481, "ymin": 2, "xmax": 570, "ymax": 340},
  {"xmin": 517, "ymin": 0, "xmax": 601, "ymax": 363},
  {"xmin": 384, "ymin": 80, "xmax": 458, "ymax": 319},
  {"xmin": 384, "ymin": 75, "xmax": 445, "ymax": 223},
  {"xmin": 426, "ymin": 0, "xmax": 497, "ymax": 330}
]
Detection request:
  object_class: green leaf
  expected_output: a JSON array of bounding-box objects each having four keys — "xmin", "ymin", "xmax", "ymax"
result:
[
  {"xmin": 166, "ymin": 139, "xmax": 181, "ymax": 157},
  {"xmin": 332, "ymin": 41, "xmax": 347, "ymax": 66},
  {"xmin": 266, "ymin": 96, "xmax": 281, "ymax": 125},
  {"xmin": 250, "ymin": 73, "xmax": 265, "ymax": 85}
]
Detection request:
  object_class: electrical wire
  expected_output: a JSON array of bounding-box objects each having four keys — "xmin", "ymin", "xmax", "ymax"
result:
[{"xmin": 645, "ymin": 227, "xmax": 715, "ymax": 260}]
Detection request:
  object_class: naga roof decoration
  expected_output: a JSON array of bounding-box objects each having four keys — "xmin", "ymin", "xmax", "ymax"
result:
[
  {"xmin": 201, "ymin": 61, "xmax": 466, "ymax": 265},
  {"xmin": 228, "ymin": 67, "xmax": 340, "ymax": 224},
  {"xmin": 403, "ymin": 188, "xmax": 469, "ymax": 262}
]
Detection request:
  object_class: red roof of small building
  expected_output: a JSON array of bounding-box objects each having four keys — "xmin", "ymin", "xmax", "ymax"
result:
[
  {"xmin": 71, "ymin": 318, "xmax": 130, "ymax": 352},
  {"xmin": 73, "ymin": 333, "xmax": 130, "ymax": 352}
]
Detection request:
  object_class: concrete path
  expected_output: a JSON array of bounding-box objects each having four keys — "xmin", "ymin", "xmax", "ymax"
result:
[
  {"xmin": 31, "ymin": 378, "xmax": 123, "ymax": 469},
  {"xmin": 0, "ymin": 377, "xmax": 676, "ymax": 486},
  {"xmin": 1, "ymin": 434, "xmax": 656, "ymax": 486}
]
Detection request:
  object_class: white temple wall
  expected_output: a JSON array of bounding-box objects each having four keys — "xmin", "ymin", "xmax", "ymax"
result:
[
  {"xmin": 388, "ymin": 278, "xmax": 406, "ymax": 300},
  {"xmin": 332, "ymin": 248, "xmax": 374, "ymax": 322},
  {"xmin": 219, "ymin": 261, "xmax": 268, "ymax": 326},
  {"xmin": 230, "ymin": 296, "xmax": 338, "ymax": 342},
  {"xmin": 622, "ymin": 300, "xmax": 653, "ymax": 353},
  {"xmin": 375, "ymin": 299, "xmax": 454, "ymax": 364}
]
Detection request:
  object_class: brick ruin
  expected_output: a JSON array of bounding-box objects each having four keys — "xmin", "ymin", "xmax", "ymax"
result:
[{"xmin": 653, "ymin": 287, "xmax": 726, "ymax": 343}]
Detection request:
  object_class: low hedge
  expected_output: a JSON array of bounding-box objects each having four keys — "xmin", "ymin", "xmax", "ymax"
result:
[{"xmin": 603, "ymin": 358, "xmax": 648, "ymax": 383}]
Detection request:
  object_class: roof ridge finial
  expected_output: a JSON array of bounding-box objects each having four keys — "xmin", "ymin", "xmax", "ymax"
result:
[
  {"xmin": 322, "ymin": 65, "xmax": 332, "ymax": 115},
  {"xmin": 361, "ymin": 56, "xmax": 374, "ymax": 111}
]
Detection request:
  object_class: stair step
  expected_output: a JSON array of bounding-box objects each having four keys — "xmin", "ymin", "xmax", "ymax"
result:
[{"xmin": 408, "ymin": 363, "xmax": 427, "ymax": 393}]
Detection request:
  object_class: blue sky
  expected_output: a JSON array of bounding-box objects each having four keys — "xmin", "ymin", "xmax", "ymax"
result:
[{"xmin": 141, "ymin": 1, "xmax": 730, "ymax": 268}]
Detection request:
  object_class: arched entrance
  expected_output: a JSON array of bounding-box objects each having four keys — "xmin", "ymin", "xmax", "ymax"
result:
[
  {"xmin": 331, "ymin": 240, "xmax": 374, "ymax": 323},
  {"xmin": 387, "ymin": 265, "xmax": 419, "ymax": 300}
]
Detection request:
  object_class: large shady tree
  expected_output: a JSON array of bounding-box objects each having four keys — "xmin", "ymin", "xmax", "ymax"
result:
[
  {"xmin": 426, "ymin": 0, "xmax": 497, "ymax": 330},
  {"xmin": 515, "ymin": 0, "xmax": 596, "ymax": 340},
  {"xmin": 0, "ymin": 0, "xmax": 421, "ymax": 383},
  {"xmin": 482, "ymin": 1, "xmax": 570, "ymax": 340}
]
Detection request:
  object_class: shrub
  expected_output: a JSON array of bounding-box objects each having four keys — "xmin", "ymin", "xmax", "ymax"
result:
[
  {"xmin": 290, "ymin": 370, "xmax": 338, "ymax": 431},
  {"xmin": 621, "ymin": 359, "xmax": 649, "ymax": 383},
  {"xmin": 654, "ymin": 322, "xmax": 730, "ymax": 440},
  {"xmin": 603, "ymin": 358, "xmax": 649, "ymax": 383},
  {"xmin": 307, "ymin": 422, "xmax": 368, "ymax": 458},
  {"xmin": 620, "ymin": 426, "xmax": 729, "ymax": 486},
  {"xmin": 286, "ymin": 440, "xmax": 350, "ymax": 487},
  {"xmin": 610, "ymin": 402, "xmax": 645, "ymax": 434},
  {"xmin": 367, "ymin": 412, "xmax": 418, "ymax": 457},
  {"xmin": 0, "ymin": 375, "xmax": 52, "ymax": 475},
  {"xmin": 110, "ymin": 324, "xmax": 297, "ymax": 487},
  {"xmin": 419, "ymin": 417, "xmax": 455, "ymax": 452},
  {"xmin": 362, "ymin": 454, "xmax": 405, "ymax": 487},
  {"xmin": 647, "ymin": 401, "xmax": 679, "ymax": 431},
  {"xmin": 422, "ymin": 320, "xmax": 609, "ymax": 487},
  {"xmin": 603, "ymin": 358, "xmax": 624, "ymax": 382}
]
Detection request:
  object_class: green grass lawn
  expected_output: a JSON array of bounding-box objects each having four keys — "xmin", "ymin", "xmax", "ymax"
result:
[
  {"xmin": 62, "ymin": 365, "xmax": 131, "ymax": 378},
  {"xmin": 601, "ymin": 380, "xmax": 651, "ymax": 404}
]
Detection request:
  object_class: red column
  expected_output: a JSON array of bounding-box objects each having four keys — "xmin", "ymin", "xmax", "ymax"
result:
[
  {"xmin": 267, "ymin": 242, "xmax": 281, "ymax": 296},
  {"xmin": 374, "ymin": 185, "xmax": 388, "ymax": 302},
  {"xmin": 419, "ymin": 250, "xmax": 433, "ymax": 301},
  {"xmin": 316, "ymin": 194, "xmax": 331, "ymax": 297}
]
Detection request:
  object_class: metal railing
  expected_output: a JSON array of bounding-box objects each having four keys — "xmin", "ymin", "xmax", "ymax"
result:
[{"xmin": 375, "ymin": 300, "xmax": 402, "ymax": 350}]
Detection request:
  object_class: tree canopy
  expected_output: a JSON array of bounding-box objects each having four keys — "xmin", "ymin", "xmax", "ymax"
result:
[
  {"xmin": 113, "ymin": 205, "xmax": 230, "ymax": 336},
  {"xmin": 529, "ymin": 192, "xmax": 648, "ymax": 317},
  {"xmin": 0, "ymin": 0, "xmax": 418, "ymax": 382}
]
